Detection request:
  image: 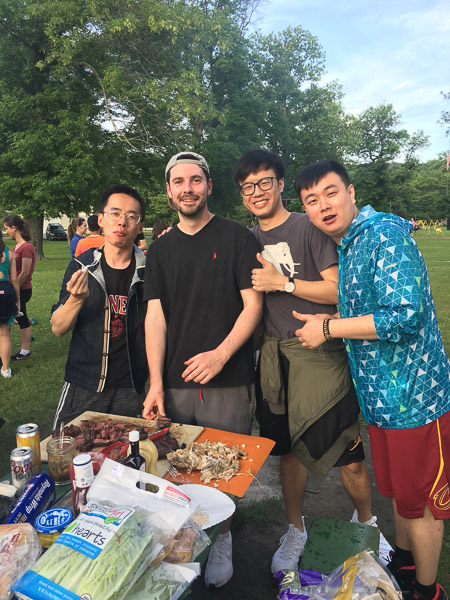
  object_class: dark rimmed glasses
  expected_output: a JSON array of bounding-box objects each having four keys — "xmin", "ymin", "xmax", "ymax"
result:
[
  {"xmin": 102, "ymin": 209, "xmax": 141, "ymax": 225},
  {"xmin": 238, "ymin": 176, "xmax": 278, "ymax": 196}
]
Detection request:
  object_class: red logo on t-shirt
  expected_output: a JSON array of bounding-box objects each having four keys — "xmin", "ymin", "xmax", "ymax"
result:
[
  {"xmin": 109, "ymin": 295, "xmax": 127, "ymax": 338},
  {"xmin": 213, "ymin": 252, "xmax": 217, "ymax": 259},
  {"xmin": 110, "ymin": 317, "xmax": 124, "ymax": 338}
]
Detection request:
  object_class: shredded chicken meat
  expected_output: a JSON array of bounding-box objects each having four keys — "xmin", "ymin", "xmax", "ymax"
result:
[{"xmin": 167, "ymin": 440, "xmax": 248, "ymax": 483}]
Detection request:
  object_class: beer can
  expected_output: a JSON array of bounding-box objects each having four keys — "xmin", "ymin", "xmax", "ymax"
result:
[
  {"xmin": 16, "ymin": 423, "xmax": 41, "ymax": 475},
  {"xmin": 10, "ymin": 447, "xmax": 34, "ymax": 494}
]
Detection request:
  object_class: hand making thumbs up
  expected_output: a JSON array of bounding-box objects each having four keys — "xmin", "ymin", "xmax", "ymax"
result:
[
  {"xmin": 294, "ymin": 311, "xmax": 327, "ymax": 348},
  {"xmin": 251, "ymin": 252, "xmax": 287, "ymax": 292}
]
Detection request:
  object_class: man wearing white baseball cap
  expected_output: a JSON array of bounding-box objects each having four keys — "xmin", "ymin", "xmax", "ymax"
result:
[{"xmin": 143, "ymin": 151, "xmax": 263, "ymax": 588}]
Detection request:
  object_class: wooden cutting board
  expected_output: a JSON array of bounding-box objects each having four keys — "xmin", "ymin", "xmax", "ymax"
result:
[
  {"xmin": 164, "ymin": 427, "xmax": 275, "ymax": 497},
  {"xmin": 40, "ymin": 411, "xmax": 203, "ymax": 478}
]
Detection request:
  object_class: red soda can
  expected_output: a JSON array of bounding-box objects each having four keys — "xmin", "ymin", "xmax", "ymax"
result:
[{"xmin": 10, "ymin": 447, "xmax": 34, "ymax": 494}]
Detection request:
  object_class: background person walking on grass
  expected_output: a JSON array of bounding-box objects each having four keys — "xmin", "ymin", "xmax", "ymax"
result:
[
  {"xmin": 0, "ymin": 230, "xmax": 20, "ymax": 378},
  {"xmin": 233, "ymin": 149, "xmax": 391, "ymax": 575},
  {"xmin": 3, "ymin": 214, "xmax": 35, "ymax": 362},
  {"xmin": 295, "ymin": 159, "xmax": 450, "ymax": 600},
  {"xmin": 67, "ymin": 216, "xmax": 87, "ymax": 258},
  {"xmin": 74, "ymin": 214, "xmax": 104, "ymax": 257}
]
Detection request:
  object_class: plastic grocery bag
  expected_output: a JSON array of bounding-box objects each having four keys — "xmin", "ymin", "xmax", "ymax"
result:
[
  {"xmin": 0, "ymin": 524, "xmax": 41, "ymax": 600},
  {"xmin": 165, "ymin": 518, "xmax": 210, "ymax": 564},
  {"xmin": 14, "ymin": 459, "xmax": 199, "ymax": 600},
  {"xmin": 124, "ymin": 561, "xmax": 199, "ymax": 600},
  {"xmin": 277, "ymin": 549, "xmax": 402, "ymax": 600}
]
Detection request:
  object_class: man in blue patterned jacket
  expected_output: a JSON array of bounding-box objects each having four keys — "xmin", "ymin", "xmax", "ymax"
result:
[{"xmin": 293, "ymin": 159, "xmax": 450, "ymax": 600}]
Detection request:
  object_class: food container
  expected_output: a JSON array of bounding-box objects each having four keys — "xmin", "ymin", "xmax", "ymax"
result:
[
  {"xmin": 34, "ymin": 507, "xmax": 74, "ymax": 548},
  {"xmin": 46, "ymin": 436, "xmax": 77, "ymax": 484},
  {"xmin": 3, "ymin": 472, "xmax": 55, "ymax": 524},
  {"xmin": 69, "ymin": 451, "xmax": 105, "ymax": 487},
  {"xmin": 16, "ymin": 423, "xmax": 41, "ymax": 475}
]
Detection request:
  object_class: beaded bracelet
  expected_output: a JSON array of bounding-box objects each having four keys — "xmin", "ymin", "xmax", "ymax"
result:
[{"xmin": 323, "ymin": 317, "xmax": 332, "ymax": 341}]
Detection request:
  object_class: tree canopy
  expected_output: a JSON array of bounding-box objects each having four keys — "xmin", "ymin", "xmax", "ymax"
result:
[{"xmin": 0, "ymin": 0, "xmax": 445, "ymax": 257}]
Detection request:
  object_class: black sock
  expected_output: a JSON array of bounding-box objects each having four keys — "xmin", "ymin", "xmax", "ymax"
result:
[
  {"xmin": 394, "ymin": 545, "xmax": 415, "ymax": 566},
  {"xmin": 413, "ymin": 580, "xmax": 438, "ymax": 599}
]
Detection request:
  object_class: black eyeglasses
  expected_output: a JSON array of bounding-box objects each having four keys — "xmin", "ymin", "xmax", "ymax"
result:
[
  {"xmin": 102, "ymin": 209, "xmax": 141, "ymax": 225},
  {"xmin": 238, "ymin": 176, "xmax": 278, "ymax": 196}
]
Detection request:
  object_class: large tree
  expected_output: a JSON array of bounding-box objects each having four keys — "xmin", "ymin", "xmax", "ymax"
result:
[{"xmin": 349, "ymin": 104, "xmax": 428, "ymax": 212}]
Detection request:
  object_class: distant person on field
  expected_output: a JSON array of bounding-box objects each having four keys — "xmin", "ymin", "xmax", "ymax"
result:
[
  {"xmin": 151, "ymin": 220, "xmax": 168, "ymax": 241},
  {"xmin": 3, "ymin": 214, "xmax": 36, "ymax": 361},
  {"xmin": 68, "ymin": 217, "xmax": 87, "ymax": 258},
  {"xmin": 51, "ymin": 185, "xmax": 148, "ymax": 429},
  {"xmin": 295, "ymin": 159, "xmax": 450, "ymax": 600},
  {"xmin": 134, "ymin": 231, "xmax": 147, "ymax": 252},
  {"xmin": 74, "ymin": 215, "xmax": 104, "ymax": 257},
  {"xmin": 0, "ymin": 230, "xmax": 20, "ymax": 377}
]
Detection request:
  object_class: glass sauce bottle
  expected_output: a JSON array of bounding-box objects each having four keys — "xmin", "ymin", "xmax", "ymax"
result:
[{"xmin": 125, "ymin": 430, "xmax": 146, "ymax": 484}]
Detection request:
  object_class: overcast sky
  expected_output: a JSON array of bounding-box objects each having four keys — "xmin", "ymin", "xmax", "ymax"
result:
[{"xmin": 253, "ymin": 0, "xmax": 450, "ymax": 163}]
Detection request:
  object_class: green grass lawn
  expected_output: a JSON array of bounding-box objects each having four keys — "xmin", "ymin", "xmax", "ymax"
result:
[{"xmin": 0, "ymin": 235, "xmax": 449, "ymax": 589}]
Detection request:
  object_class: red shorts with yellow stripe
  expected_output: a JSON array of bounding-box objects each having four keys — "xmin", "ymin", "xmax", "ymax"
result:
[{"xmin": 369, "ymin": 410, "xmax": 450, "ymax": 519}]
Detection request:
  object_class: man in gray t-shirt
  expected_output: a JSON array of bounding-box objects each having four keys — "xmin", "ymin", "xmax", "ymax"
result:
[
  {"xmin": 251, "ymin": 211, "xmax": 338, "ymax": 339},
  {"xmin": 233, "ymin": 149, "xmax": 391, "ymax": 575}
]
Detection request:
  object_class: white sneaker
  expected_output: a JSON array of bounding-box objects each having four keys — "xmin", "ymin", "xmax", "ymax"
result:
[
  {"xmin": 0, "ymin": 368, "xmax": 11, "ymax": 378},
  {"xmin": 204, "ymin": 531, "xmax": 233, "ymax": 588},
  {"xmin": 350, "ymin": 510, "xmax": 393, "ymax": 565},
  {"xmin": 271, "ymin": 519, "xmax": 308, "ymax": 574}
]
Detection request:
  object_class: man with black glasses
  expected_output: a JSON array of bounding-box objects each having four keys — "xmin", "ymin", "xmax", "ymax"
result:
[
  {"xmin": 51, "ymin": 184, "xmax": 148, "ymax": 428},
  {"xmin": 233, "ymin": 149, "xmax": 391, "ymax": 575}
]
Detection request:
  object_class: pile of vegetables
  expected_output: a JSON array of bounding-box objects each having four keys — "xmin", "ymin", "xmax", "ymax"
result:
[{"xmin": 33, "ymin": 512, "xmax": 156, "ymax": 599}]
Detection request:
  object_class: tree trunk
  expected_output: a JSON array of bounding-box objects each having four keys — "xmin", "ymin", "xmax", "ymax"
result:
[{"xmin": 26, "ymin": 214, "xmax": 45, "ymax": 260}]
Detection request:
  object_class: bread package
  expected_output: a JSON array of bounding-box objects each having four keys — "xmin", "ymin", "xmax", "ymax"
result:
[{"xmin": 0, "ymin": 524, "xmax": 41, "ymax": 600}]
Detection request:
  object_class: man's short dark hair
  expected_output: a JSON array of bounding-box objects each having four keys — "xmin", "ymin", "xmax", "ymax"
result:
[
  {"xmin": 100, "ymin": 184, "xmax": 146, "ymax": 220},
  {"xmin": 295, "ymin": 160, "xmax": 351, "ymax": 199},
  {"xmin": 87, "ymin": 215, "xmax": 100, "ymax": 232},
  {"xmin": 233, "ymin": 149, "xmax": 285, "ymax": 185}
]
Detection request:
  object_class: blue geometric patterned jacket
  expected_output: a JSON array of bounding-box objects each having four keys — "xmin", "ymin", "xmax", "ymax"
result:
[{"xmin": 337, "ymin": 205, "xmax": 449, "ymax": 429}]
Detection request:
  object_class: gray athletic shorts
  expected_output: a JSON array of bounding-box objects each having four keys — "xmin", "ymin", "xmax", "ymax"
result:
[
  {"xmin": 164, "ymin": 384, "xmax": 255, "ymax": 435},
  {"xmin": 53, "ymin": 382, "xmax": 145, "ymax": 430}
]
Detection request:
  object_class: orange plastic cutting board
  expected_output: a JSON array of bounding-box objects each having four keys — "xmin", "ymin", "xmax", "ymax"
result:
[{"xmin": 164, "ymin": 427, "xmax": 275, "ymax": 497}]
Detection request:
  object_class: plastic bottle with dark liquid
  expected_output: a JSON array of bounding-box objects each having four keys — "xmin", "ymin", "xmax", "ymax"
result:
[{"xmin": 72, "ymin": 453, "xmax": 94, "ymax": 516}]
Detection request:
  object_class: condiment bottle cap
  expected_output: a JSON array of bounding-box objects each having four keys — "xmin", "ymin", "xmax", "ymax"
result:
[
  {"xmin": 129, "ymin": 430, "xmax": 140, "ymax": 442},
  {"xmin": 73, "ymin": 453, "xmax": 92, "ymax": 467}
]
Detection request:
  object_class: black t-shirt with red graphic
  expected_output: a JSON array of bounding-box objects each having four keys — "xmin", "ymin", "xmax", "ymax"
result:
[{"xmin": 101, "ymin": 252, "xmax": 136, "ymax": 389}]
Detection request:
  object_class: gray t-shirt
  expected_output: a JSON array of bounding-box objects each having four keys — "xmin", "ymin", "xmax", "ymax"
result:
[{"xmin": 251, "ymin": 213, "xmax": 338, "ymax": 339}]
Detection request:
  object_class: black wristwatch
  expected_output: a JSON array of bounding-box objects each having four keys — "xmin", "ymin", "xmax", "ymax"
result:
[{"xmin": 284, "ymin": 275, "xmax": 295, "ymax": 293}]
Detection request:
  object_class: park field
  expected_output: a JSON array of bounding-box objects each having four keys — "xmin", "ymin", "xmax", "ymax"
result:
[{"xmin": 0, "ymin": 234, "xmax": 449, "ymax": 590}]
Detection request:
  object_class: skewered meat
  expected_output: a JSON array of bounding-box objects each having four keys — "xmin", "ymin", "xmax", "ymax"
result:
[
  {"xmin": 52, "ymin": 418, "xmax": 161, "ymax": 451},
  {"xmin": 51, "ymin": 417, "xmax": 179, "ymax": 458}
]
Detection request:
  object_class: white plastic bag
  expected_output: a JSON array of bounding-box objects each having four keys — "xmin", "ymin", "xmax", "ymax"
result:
[
  {"xmin": 14, "ymin": 459, "xmax": 199, "ymax": 600},
  {"xmin": 0, "ymin": 524, "xmax": 41, "ymax": 600},
  {"xmin": 125, "ymin": 561, "xmax": 199, "ymax": 600}
]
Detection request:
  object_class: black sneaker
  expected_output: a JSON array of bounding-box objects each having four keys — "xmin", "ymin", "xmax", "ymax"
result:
[
  {"xmin": 11, "ymin": 352, "xmax": 31, "ymax": 361},
  {"xmin": 387, "ymin": 551, "xmax": 416, "ymax": 592},
  {"xmin": 411, "ymin": 582, "xmax": 448, "ymax": 600}
]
